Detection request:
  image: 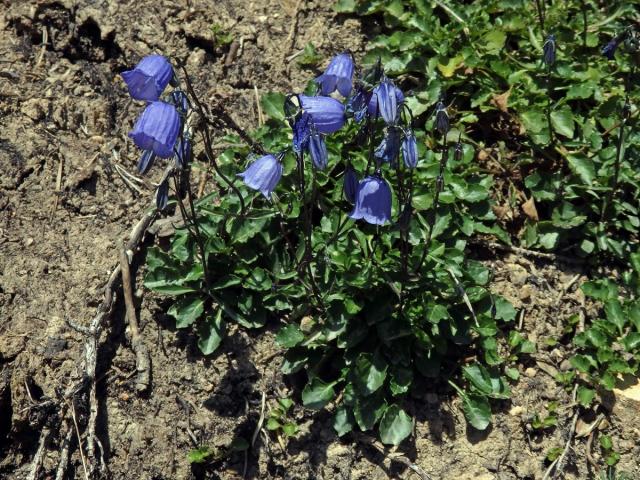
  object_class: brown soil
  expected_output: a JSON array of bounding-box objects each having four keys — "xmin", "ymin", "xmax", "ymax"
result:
[{"xmin": 0, "ymin": 1, "xmax": 638, "ymax": 479}]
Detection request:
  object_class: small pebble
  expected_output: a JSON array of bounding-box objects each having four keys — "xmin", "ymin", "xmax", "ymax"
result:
[{"xmin": 524, "ymin": 367, "xmax": 537, "ymax": 378}]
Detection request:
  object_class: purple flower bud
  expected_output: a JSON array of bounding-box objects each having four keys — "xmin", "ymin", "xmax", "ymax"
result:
[
  {"xmin": 435, "ymin": 101, "xmax": 449, "ymax": 135},
  {"xmin": 175, "ymin": 136, "xmax": 191, "ymax": 169},
  {"xmin": 368, "ymin": 80, "xmax": 404, "ymax": 123},
  {"xmin": 293, "ymin": 113, "xmax": 312, "ymax": 153},
  {"xmin": 401, "ymin": 131, "xmax": 418, "ymax": 169},
  {"xmin": 315, "ymin": 53, "xmax": 355, "ymax": 97},
  {"xmin": 156, "ymin": 178, "xmax": 169, "ymax": 210},
  {"xmin": 137, "ymin": 149, "xmax": 156, "ymax": 174},
  {"xmin": 454, "ymin": 140, "xmax": 463, "ymax": 162},
  {"xmin": 374, "ymin": 127, "xmax": 401, "ymax": 164},
  {"xmin": 171, "ymin": 90, "xmax": 189, "ymax": 115},
  {"xmin": 129, "ymin": 101, "xmax": 181, "ymax": 158},
  {"xmin": 349, "ymin": 175, "xmax": 392, "ymax": 225},
  {"xmin": 121, "ymin": 54, "xmax": 174, "ymax": 102},
  {"xmin": 238, "ymin": 154, "xmax": 283, "ymax": 199},
  {"xmin": 344, "ymin": 165, "xmax": 359, "ymax": 203},
  {"xmin": 602, "ymin": 38, "xmax": 620, "ymax": 60},
  {"xmin": 543, "ymin": 34, "xmax": 556, "ymax": 65},
  {"xmin": 309, "ymin": 133, "xmax": 328, "ymax": 170},
  {"xmin": 299, "ymin": 95, "xmax": 346, "ymax": 134}
]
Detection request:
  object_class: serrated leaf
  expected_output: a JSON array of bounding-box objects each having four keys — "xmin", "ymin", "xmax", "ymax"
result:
[{"xmin": 379, "ymin": 405, "xmax": 412, "ymax": 446}]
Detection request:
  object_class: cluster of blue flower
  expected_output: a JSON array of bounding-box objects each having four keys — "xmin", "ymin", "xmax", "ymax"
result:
[
  {"xmin": 121, "ymin": 55, "xmax": 191, "ymax": 208},
  {"xmin": 239, "ymin": 53, "xmax": 419, "ymax": 226}
]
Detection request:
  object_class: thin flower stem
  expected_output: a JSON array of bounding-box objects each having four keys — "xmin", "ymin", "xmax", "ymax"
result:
[
  {"xmin": 600, "ymin": 67, "xmax": 633, "ymax": 222},
  {"xmin": 414, "ymin": 138, "xmax": 449, "ymax": 274},
  {"xmin": 534, "ymin": 0, "xmax": 545, "ymax": 34},
  {"xmin": 178, "ymin": 64, "xmax": 247, "ymax": 217}
]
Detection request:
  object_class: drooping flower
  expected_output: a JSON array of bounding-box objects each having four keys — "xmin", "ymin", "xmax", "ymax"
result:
[
  {"xmin": 542, "ymin": 34, "xmax": 556, "ymax": 65},
  {"xmin": 343, "ymin": 165, "xmax": 359, "ymax": 203},
  {"xmin": 350, "ymin": 175, "xmax": 392, "ymax": 225},
  {"xmin": 299, "ymin": 95, "xmax": 346, "ymax": 134},
  {"xmin": 435, "ymin": 101, "xmax": 449, "ymax": 135},
  {"xmin": 315, "ymin": 53, "xmax": 355, "ymax": 97},
  {"xmin": 129, "ymin": 101, "xmax": 181, "ymax": 158},
  {"xmin": 121, "ymin": 54, "xmax": 174, "ymax": 102},
  {"xmin": 238, "ymin": 153, "xmax": 283, "ymax": 199},
  {"xmin": 401, "ymin": 130, "xmax": 418, "ymax": 169},
  {"xmin": 292, "ymin": 113, "xmax": 312, "ymax": 153},
  {"xmin": 602, "ymin": 37, "xmax": 621, "ymax": 60},
  {"xmin": 368, "ymin": 79, "xmax": 404, "ymax": 124},
  {"xmin": 137, "ymin": 149, "xmax": 156, "ymax": 174},
  {"xmin": 309, "ymin": 133, "xmax": 328, "ymax": 170},
  {"xmin": 374, "ymin": 127, "xmax": 401, "ymax": 164}
]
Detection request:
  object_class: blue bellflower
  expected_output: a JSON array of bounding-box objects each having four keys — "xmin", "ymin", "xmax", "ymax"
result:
[
  {"xmin": 299, "ymin": 95, "xmax": 346, "ymax": 134},
  {"xmin": 368, "ymin": 80, "xmax": 404, "ymax": 122},
  {"xmin": 315, "ymin": 53, "xmax": 354, "ymax": 97},
  {"xmin": 293, "ymin": 113, "xmax": 312, "ymax": 153},
  {"xmin": 374, "ymin": 127, "xmax": 401, "ymax": 164},
  {"xmin": 346, "ymin": 88, "xmax": 370, "ymax": 123},
  {"xmin": 543, "ymin": 34, "xmax": 556, "ymax": 65},
  {"xmin": 402, "ymin": 130, "xmax": 418, "ymax": 169},
  {"xmin": 238, "ymin": 153, "xmax": 283, "ymax": 199},
  {"xmin": 129, "ymin": 101, "xmax": 181, "ymax": 158},
  {"xmin": 344, "ymin": 165, "xmax": 359, "ymax": 203},
  {"xmin": 122, "ymin": 54, "xmax": 174, "ymax": 102},
  {"xmin": 350, "ymin": 175, "xmax": 392, "ymax": 225},
  {"xmin": 309, "ymin": 133, "xmax": 328, "ymax": 170}
]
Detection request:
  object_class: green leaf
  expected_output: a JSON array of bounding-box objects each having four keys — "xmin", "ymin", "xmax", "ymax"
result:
[
  {"xmin": 188, "ymin": 446, "xmax": 215, "ymax": 464},
  {"xmin": 353, "ymin": 392, "xmax": 387, "ymax": 431},
  {"xmin": 197, "ymin": 309, "xmax": 225, "ymax": 355},
  {"xmin": 605, "ymin": 299, "xmax": 626, "ymax": 334},
  {"xmin": 378, "ymin": 405, "xmax": 413, "ymax": 446},
  {"xmin": 577, "ymin": 386, "xmax": 596, "ymax": 407},
  {"xmin": 550, "ymin": 108, "xmax": 575, "ymax": 138},
  {"xmin": 461, "ymin": 392, "xmax": 491, "ymax": 430},
  {"xmin": 302, "ymin": 377, "xmax": 336, "ymax": 410},
  {"xmin": 333, "ymin": 406, "xmax": 355, "ymax": 437},
  {"xmin": 570, "ymin": 354, "xmax": 597, "ymax": 373},
  {"xmin": 168, "ymin": 296, "xmax": 205, "ymax": 328},
  {"xmin": 353, "ymin": 353, "xmax": 388, "ymax": 395},
  {"xmin": 276, "ymin": 324, "xmax": 305, "ymax": 348},
  {"xmin": 622, "ymin": 332, "xmax": 640, "ymax": 351},
  {"xmin": 389, "ymin": 366, "xmax": 413, "ymax": 396},
  {"xmin": 493, "ymin": 296, "xmax": 517, "ymax": 322},
  {"xmin": 297, "ymin": 42, "xmax": 322, "ymax": 67},
  {"xmin": 520, "ymin": 109, "xmax": 545, "ymax": 134},
  {"xmin": 261, "ymin": 92, "xmax": 286, "ymax": 121},
  {"xmin": 566, "ymin": 154, "xmax": 596, "ymax": 184},
  {"xmin": 334, "ymin": 0, "xmax": 356, "ymax": 12}
]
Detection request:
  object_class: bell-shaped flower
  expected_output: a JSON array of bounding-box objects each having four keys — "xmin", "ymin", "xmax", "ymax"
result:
[
  {"xmin": 542, "ymin": 34, "xmax": 556, "ymax": 65},
  {"xmin": 374, "ymin": 127, "xmax": 401, "ymax": 164},
  {"xmin": 293, "ymin": 113, "xmax": 312, "ymax": 153},
  {"xmin": 401, "ymin": 130, "xmax": 418, "ymax": 169},
  {"xmin": 129, "ymin": 101, "xmax": 181, "ymax": 158},
  {"xmin": 309, "ymin": 132, "xmax": 328, "ymax": 170},
  {"xmin": 343, "ymin": 165, "xmax": 359, "ymax": 203},
  {"xmin": 435, "ymin": 101, "xmax": 449, "ymax": 135},
  {"xmin": 299, "ymin": 95, "xmax": 346, "ymax": 134},
  {"xmin": 122, "ymin": 54, "xmax": 174, "ymax": 102},
  {"xmin": 315, "ymin": 53, "xmax": 355, "ymax": 97},
  {"xmin": 137, "ymin": 149, "xmax": 156, "ymax": 174},
  {"xmin": 237, "ymin": 153, "xmax": 283, "ymax": 199},
  {"xmin": 368, "ymin": 79, "xmax": 404, "ymax": 124},
  {"xmin": 350, "ymin": 175, "xmax": 392, "ymax": 225}
]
